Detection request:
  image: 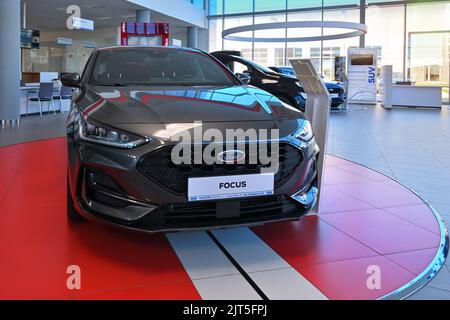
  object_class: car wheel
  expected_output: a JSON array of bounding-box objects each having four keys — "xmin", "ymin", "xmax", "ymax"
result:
[{"xmin": 67, "ymin": 175, "xmax": 86, "ymax": 222}]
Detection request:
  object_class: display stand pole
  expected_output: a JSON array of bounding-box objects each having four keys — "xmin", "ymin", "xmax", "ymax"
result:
[
  {"xmin": 341, "ymin": 72, "xmax": 349, "ymax": 110},
  {"xmin": 290, "ymin": 59, "xmax": 331, "ymax": 216}
]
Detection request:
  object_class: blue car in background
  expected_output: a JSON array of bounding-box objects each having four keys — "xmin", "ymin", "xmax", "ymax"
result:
[{"xmin": 269, "ymin": 66, "xmax": 347, "ymax": 109}]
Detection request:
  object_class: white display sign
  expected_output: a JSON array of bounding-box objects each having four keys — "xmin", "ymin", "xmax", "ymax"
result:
[
  {"xmin": 72, "ymin": 17, "xmax": 94, "ymax": 31},
  {"xmin": 57, "ymin": 37, "xmax": 72, "ymax": 45},
  {"xmin": 83, "ymin": 41, "xmax": 97, "ymax": 48},
  {"xmin": 172, "ymin": 39, "xmax": 182, "ymax": 46},
  {"xmin": 347, "ymin": 48, "xmax": 377, "ymax": 104},
  {"xmin": 188, "ymin": 173, "xmax": 274, "ymax": 202},
  {"xmin": 40, "ymin": 72, "xmax": 59, "ymax": 83}
]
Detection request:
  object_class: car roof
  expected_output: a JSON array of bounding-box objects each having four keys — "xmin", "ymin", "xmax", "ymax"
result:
[
  {"xmin": 96, "ymin": 45, "xmax": 204, "ymax": 54},
  {"xmin": 215, "ymin": 54, "xmax": 279, "ymax": 74},
  {"xmin": 214, "ymin": 53, "xmax": 242, "ymax": 59}
]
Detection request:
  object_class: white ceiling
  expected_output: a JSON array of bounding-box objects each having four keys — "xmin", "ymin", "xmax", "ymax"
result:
[{"xmin": 21, "ymin": 0, "xmax": 193, "ymax": 31}]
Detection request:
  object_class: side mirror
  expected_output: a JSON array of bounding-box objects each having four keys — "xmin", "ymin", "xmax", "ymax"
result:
[
  {"xmin": 61, "ymin": 73, "xmax": 82, "ymax": 88},
  {"xmin": 236, "ymin": 72, "xmax": 251, "ymax": 85}
]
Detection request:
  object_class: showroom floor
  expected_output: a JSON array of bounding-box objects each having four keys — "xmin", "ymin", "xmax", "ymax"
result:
[
  {"xmin": 327, "ymin": 104, "xmax": 450, "ymax": 299},
  {"xmin": 1, "ymin": 104, "xmax": 449, "ymax": 299},
  {"xmin": 0, "ymin": 113, "xmax": 67, "ymax": 147}
]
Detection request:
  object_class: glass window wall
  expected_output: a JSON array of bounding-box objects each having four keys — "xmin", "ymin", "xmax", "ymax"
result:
[
  {"xmin": 208, "ymin": 0, "xmax": 450, "ymax": 103},
  {"xmin": 254, "ymin": 13, "xmax": 287, "ymax": 67},
  {"xmin": 224, "ymin": 0, "xmax": 253, "ymax": 14},
  {"xmin": 255, "ymin": 0, "xmax": 286, "ymax": 12},
  {"xmin": 286, "ymin": 10, "xmax": 323, "ymax": 72},
  {"xmin": 223, "ymin": 16, "xmax": 253, "ymax": 57},
  {"xmin": 407, "ymin": 1, "xmax": 450, "ymax": 103},
  {"xmin": 366, "ymin": 4, "xmax": 405, "ymax": 81}
]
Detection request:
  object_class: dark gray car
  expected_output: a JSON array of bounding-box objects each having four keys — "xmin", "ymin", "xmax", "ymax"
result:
[{"xmin": 62, "ymin": 46, "xmax": 319, "ymax": 233}]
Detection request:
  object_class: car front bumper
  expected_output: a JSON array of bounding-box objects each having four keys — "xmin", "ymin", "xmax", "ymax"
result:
[
  {"xmin": 331, "ymin": 96, "xmax": 346, "ymax": 108},
  {"xmin": 67, "ymin": 135, "xmax": 319, "ymax": 233}
]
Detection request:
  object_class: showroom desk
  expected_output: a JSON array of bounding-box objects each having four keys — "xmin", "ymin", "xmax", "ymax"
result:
[{"xmin": 391, "ymin": 85, "xmax": 442, "ymax": 108}]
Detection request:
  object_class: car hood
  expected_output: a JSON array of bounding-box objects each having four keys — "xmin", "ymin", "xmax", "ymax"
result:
[
  {"xmin": 325, "ymin": 81, "xmax": 344, "ymax": 89},
  {"xmin": 79, "ymin": 85, "xmax": 304, "ymax": 125},
  {"xmin": 281, "ymin": 73, "xmax": 343, "ymax": 88}
]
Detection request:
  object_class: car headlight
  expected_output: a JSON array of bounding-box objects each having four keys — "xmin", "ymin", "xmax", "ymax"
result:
[
  {"xmin": 76, "ymin": 110, "xmax": 148, "ymax": 148},
  {"xmin": 293, "ymin": 120, "xmax": 314, "ymax": 142},
  {"xmin": 299, "ymin": 91, "xmax": 307, "ymax": 99}
]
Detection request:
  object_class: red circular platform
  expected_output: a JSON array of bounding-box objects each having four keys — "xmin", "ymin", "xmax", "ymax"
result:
[{"xmin": 0, "ymin": 138, "xmax": 447, "ymax": 300}]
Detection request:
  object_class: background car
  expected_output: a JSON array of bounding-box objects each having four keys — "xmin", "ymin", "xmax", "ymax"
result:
[
  {"xmin": 269, "ymin": 66, "xmax": 347, "ymax": 109},
  {"xmin": 211, "ymin": 51, "xmax": 308, "ymax": 111},
  {"xmin": 63, "ymin": 46, "xmax": 319, "ymax": 233}
]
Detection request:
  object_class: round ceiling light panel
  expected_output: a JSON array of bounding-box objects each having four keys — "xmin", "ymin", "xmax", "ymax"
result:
[{"xmin": 222, "ymin": 21, "xmax": 367, "ymax": 42}]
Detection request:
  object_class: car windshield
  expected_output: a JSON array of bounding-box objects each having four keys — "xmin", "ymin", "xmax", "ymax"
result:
[
  {"xmin": 235, "ymin": 56, "xmax": 277, "ymax": 75},
  {"xmin": 278, "ymin": 67, "xmax": 295, "ymax": 76},
  {"xmin": 90, "ymin": 48, "xmax": 238, "ymax": 86}
]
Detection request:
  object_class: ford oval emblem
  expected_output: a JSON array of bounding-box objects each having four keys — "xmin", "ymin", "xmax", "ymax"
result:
[{"xmin": 217, "ymin": 150, "xmax": 246, "ymax": 164}]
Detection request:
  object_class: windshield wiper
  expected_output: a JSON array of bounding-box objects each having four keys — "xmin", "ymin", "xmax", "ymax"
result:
[
  {"xmin": 94, "ymin": 83, "xmax": 128, "ymax": 87},
  {"xmin": 178, "ymin": 83, "xmax": 231, "ymax": 86}
]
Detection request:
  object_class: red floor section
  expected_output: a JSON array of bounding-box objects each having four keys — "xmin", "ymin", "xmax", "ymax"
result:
[
  {"xmin": 0, "ymin": 138, "xmax": 200, "ymax": 300},
  {"xmin": 253, "ymin": 155, "xmax": 442, "ymax": 300},
  {"xmin": 0, "ymin": 138, "xmax": 443, "ymax": 300}
]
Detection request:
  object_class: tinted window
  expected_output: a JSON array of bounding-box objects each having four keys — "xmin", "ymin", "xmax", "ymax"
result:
[
  {"xmin": 235, "ymin": 56, "xmax": 276, "ymax": 74},
  {"xmin": 226, "ymin": 60, "xmax": 252, "ymax": 74},
  {"xmin": 91, "ymin": 48, "xmax": 237, "ymax": 86}
]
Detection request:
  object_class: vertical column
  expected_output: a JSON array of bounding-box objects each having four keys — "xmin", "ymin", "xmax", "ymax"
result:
[
  {"xmin": 402, "ymin": 3, "xmax": 407, "ymax": 81},
  {"xmin": 136, "ymin": 10, "xmax": 151, "ymax": 23},
  {"xmin": 359, "ymin": 0, "xmax": 366, "ymax": 48},
  {"xmin": 0, "ymin": 0, "xmax": 21, "ymax": 124},
  {"xmin": 381, "ymin": 65, "xmax": 393, "ymax": 109},
  {"xmin": 320, "ymin": 0, "xmax": 324, "ymax": 75},
  {"xmin": 116, "ymin": 26, "xmax": 122, "ymax": 46},
  {"xmin": 187, "ymin": 27, "xmax": 199, "ymax": 49}
]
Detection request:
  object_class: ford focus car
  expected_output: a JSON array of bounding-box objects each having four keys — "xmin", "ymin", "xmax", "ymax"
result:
[{"xmin": 63, "ymin": 46, "xmax": 319, "ymax": 233}]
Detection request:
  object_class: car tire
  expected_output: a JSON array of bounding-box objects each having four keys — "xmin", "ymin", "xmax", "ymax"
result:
[{"xmin": 67, "ymin": 175, "xmax": 86, "ymax": 222}]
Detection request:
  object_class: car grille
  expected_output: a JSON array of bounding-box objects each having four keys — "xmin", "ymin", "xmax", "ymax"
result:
[
  {"xmin": 162, "ymin": 195, "xmax": 300, "ymax": 227},
  {"xmin": 137, "ymin": 142, "xmax": 304, "ymax": 195}
]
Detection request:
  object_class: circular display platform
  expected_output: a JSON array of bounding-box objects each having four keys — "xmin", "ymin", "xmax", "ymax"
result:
[{"xmin": 0, "ymin": 138, "xmax": 447, "ymax": 300}]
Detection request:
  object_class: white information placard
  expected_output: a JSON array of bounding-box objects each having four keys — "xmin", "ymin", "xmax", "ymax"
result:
[
  {"xmin": 188, "ymin": 173, "xmax": 274, "ymax": 202},
  {"xmin": 347, "ymin": 48, "xmax": 377, "ymax": 104},
  {"xmin": 72, "ymin": 17, "xmax": 94, "ymax": 31}
]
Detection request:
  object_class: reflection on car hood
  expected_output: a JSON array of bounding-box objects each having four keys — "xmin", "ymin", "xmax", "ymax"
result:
[{"xmin": 78, "ymin": 85, "xmax": 304, "ymax": 125}]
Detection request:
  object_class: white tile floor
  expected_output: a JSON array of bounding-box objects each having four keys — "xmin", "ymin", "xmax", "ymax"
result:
[
  {"xmin": 327, "ymin": 104, "xmax": 450, "ymax": 299},
  {"xmin": 1, "ymin": 104, "xmax": 449, "ymax": 299},
  {"xmin": 0, "ymin": 113, "xmax": 67, "ymax": 147}
]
